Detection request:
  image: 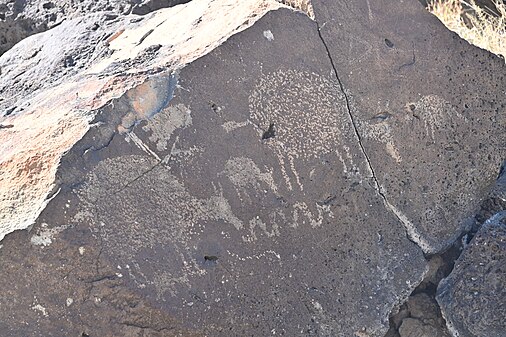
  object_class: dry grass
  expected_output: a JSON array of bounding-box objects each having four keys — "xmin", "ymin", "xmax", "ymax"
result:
[
  {"xmin": 278, "ymin": 0, "xmax": 315, "ymax": 19},
  {"xmin": 427, "ymin": 0, "xmax": 506, "ymax": 60}
]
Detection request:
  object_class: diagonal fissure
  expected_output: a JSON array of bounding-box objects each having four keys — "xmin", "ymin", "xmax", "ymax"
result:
[{"xmin": 315, "ymin": 22, "xmax": 431, "ymax": 253}]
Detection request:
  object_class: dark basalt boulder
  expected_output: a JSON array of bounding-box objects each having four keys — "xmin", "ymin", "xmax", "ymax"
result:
[
  {"xmin": 313, "ymin": 0, "xmax": 505, "ymax": 254},
  {"xmin": 0, "ymin": 0, "xmax": 504, "ymax": 336},
  {"xmin": 437, "ymin": 212, "xmax": 506, "ymax": 337}
]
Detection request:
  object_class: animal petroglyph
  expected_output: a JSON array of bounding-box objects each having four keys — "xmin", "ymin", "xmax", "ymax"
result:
[
  {"xmin": 221, "ymin": 156, "xmax": 334, "ymax": 240},
  {"xmin": 242, "ymin": 215, "xmax": 281, "ymax": 243},
  {"xmin": 292, "ymin": 201, "xmax": 334, "ymax": 228},
  {"xmin": 223, "ymin": 157, "xmax": 279, "ymax": 202},
  {"xmin": 249, "ymin": 69, "xmax": 361, "ymax": 190},
  {"xmin": 360, "ymin": 94, "xmax": 468, "ymax": 163},
  {"xmin": 360, "ymin": 118, "xmax": 401, "ymax": 163},
  {"xmin": 77, "ymin": 155, "xmax": 243, "ymax": 296},
  {"xmin": 30, "ymin": 222, "xmax": 69, "ymax": 247},
  {"xmin": 142, "ymin": 103, "xmax": 193, "ymax": 151},
  {"xmin": 409, "ymin": 94, "xmax": 468, "ymax": 142}
]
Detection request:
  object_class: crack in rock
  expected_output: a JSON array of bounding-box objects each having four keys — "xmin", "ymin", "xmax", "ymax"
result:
[
  {"xmin": 385, "ymin": 161, "xmax": 506, "ymax": 337},
  {"xmin": 315, "ymin": 21, "xmax": 431, "ymax": 254}
]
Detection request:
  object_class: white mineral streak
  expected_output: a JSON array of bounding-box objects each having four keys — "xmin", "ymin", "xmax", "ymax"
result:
[{"xmin": 0, "ymin": 0, "xmax": 297, "ymax": 241}]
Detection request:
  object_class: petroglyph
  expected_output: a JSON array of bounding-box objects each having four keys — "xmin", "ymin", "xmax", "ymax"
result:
[
  {"xmin": 409, "ymin": 95, "xmax": 468, "ymax": 142},
  {"xmin": 249, "ymin": 69, "xmax": 361, "ymax": 190},
  {"xmin": 76, "ymin": 149, "xmax": 339, "ymax": 296},
  {"xmin": 222, "ymin": 156, "xmax": 335, "ymax": 240},
  {"xmin": 80, "ymin": 155, "xmax": 244, "ymax": 247},
  {"xmin": 77, "ymin": 155, "xmax": 243, "ymax": 294},
  {"xmin": 142, "ymin": 104, "xmax": 192, "ymax": 151},
  {"xmin": 263, "ymin": 30, "xmax": 275, "ymax": 41},
  {"xmin": 222, "ymin": 120, "xmax": 251, "ymax": 133},
  {"xmin": 360, "ymin": 119, "xmax": 402, "ymax": 163},
  {"xmin": 30, "ymin": 223, "xmax": 69, "ymax": 247},
  {"xmin": 242, "ymin": 215, "xmax": 281, "ymax": 242},
  {"xmin": 125, "ymin": 131, "xmax": 161, "ymax": 161},
  {"xmin": 151, "ymin": 261, "xmax": 206, "ymax": 299},
  {"xmin": 31, "ymin": 303, "xmax": 48, "ymax": 317},
  {"xmin": 224, "ymin": 157, "xmax": 278, "ymax": 200},
  {"xmin": 292, "ymin": 201, "xmax": 334, "ymax": 228},
  {"xmin": 359, "ymin": 95, "xmax": 467, "ymax": 163},
  {"xmin": 163, "ymin": 137, "xmax": 203, "ymax": 165}
]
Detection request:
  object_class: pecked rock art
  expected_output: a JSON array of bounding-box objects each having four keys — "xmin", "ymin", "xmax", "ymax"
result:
[
  {"xmin": 222, "ymin": 156, "xmax": 279, "ymax": 200},
  {"xmin": 0, "ymin": 0, "xmax": 504, "ymax": 336},
  {"xmin": 359, "ymin": 94, "xmax": 469, "ymax": 164},
  {"xmin": 314, "ymin": 0, "xmax": 506, "ymax": 253},
  {"xmin": 355, "ymin": 91, "xmax": 502, "ymax": 253},
  {"xmin": 0, "ymin": 0, "xmax": 295, "ymax": 242},
  {"xmin": 249, "ymin": 69, "xmax": 368, "ymax": 191},
  {"xmin": 407, "ymin": 95, "xmax": 468, "ymax": 143},
  {"xmin": 142, "ymin": 103, "xmax": 193, "ymax": 151},
  {"xmin": 0, "ymin": 7, "xmax": 427, "ymax": 336},
  {"xmin": 76, "ymin": 155, "xmax": 244, "ymax": 296}
]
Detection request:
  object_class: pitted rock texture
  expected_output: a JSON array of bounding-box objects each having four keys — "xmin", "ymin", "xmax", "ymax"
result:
[
  {"xmin": 0, "ymin": 0, "xmax": 504, "ymax": 336},
  {"xmin": 313, "ymin": 0, "xmax": 506, "ymax": 253},
  {"xmin": 472, "ymin": 160, "xmax": 506, "ymax": 233},
  {"xmin": 437, "ymin": 212, "xmax": 506, "ymax": 337},
  {"xmin": 0, "ymin": 0, "xmax": 290, "ymax": 242},
  {"xmin": 0, "ymin": 3, "xmax": 429, "ymax": 336}
]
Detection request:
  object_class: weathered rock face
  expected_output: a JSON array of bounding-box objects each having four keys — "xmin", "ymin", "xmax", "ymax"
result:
[
  {"xmin": 314, "ymin": 0, "xmax": 505, "ymax": 254},
  {"xmin": 0, "ymin": 0, "xmax": 190, "ymax": 56},
  {"xmin": 437, "ymin": 212, "xmax": 506, "ymax": 337},
  {"xmin": 0, "ymin": 0, "xmax": 294, "ymax": 242},
  {"xmin": 0, "ymin": 0, "xmax": 504, "ymax": 336}
]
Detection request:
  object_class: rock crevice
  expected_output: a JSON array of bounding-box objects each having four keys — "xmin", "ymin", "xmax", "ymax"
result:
[
  {"xmin": 315, "ymin": 21, "xmax": 430, "ymax": 254},
  {"xmin": 386, "ymin": 161, "xmax": 506, "ymax": 336}
]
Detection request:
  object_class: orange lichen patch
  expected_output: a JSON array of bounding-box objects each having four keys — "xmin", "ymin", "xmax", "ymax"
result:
[
  {"xmin": 116, "ymin": 74, "xmax": 177, "ymax": 133},
  {"xmin": 127, "ymin": 79, "xmax": 162, "ymax": 119},
  {"xmin": 106, "ymin": 29, "xmax": 125, "ymax": 44}
]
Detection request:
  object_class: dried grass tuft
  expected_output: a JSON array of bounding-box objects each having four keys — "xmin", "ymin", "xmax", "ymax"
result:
[
  {"xmin": 427, "ymin": 0, "xmax": 506, "ymax": 60},
  {"xmin": 278, "ymin": 0, "xmax": 315, "ymax": 19}
]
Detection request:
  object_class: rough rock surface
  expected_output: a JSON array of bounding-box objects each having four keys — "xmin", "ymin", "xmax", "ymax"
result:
[
  {"xmin": 314, "ymin": 0, "xmax": 505, "ymax": 253},
  {"xmin": 397, "ymin": 294, "xmax": 451, "ymax": 337},
  {"xmin": 0, "ymin": 0, "xmax": 191, "ymax": 56},
  {"xmin": 437, "ymin": 212, "xmax": 506, "ymax": 337},
  {"xmin": 0, "ymin": 0, "xmax": 292, "ymax": 241},
  {"xmin": 0, "ymin": 0, "xmax": 504, "ymax": 336}
]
